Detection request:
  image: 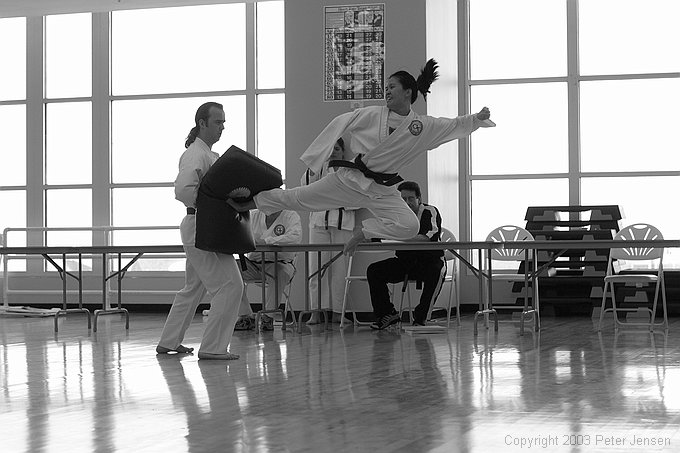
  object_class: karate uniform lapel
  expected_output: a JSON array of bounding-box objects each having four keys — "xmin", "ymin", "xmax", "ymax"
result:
[{"xmin": 363, "ymin": 107, "xmax": 417, "ymax": 169}]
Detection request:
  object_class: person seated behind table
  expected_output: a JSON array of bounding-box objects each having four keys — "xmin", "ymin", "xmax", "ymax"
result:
[
  {"xmin": 367, "ymin": 181, "xmax": 446, "ymax": 330},
  {"xmin": 234, "ymin": 209, "xmax": 302, "ymax": 331}
]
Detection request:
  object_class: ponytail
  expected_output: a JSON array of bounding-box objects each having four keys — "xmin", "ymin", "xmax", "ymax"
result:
[
  {"xmin": 185, "ymin": 126, "xmax": 200, "ymax": 148},
  {"xmin": 416, "ymin": 58, "xmax": 439, "ymax": 101},
  {"xmin": 185, "ymin": 101, "xmax": 224, "ymax": 148},
  {"xmin": 388, "ymin": 58, "xmax": 440, "ymax": 104}
]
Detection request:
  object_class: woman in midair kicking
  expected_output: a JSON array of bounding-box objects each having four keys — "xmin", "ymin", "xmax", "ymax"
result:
[{"xmin": 228, "ymin": 59, "xmax": 493, "ymax": 254}]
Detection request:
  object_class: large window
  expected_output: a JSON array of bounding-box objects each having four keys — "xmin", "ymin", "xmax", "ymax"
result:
[
  {"xmin": 45, "ymin": 102, "xmax": 92, "ymax": 185},
  {"xmin": 110, "ymin": 96, "xmax": 247, "ymax": 184},
  {"xmin": 0, "ymin": 191, "xmax": 26, "ymax": 271},
  {"xmin": 465, "ymin": 0, "xmax": 680, "ymax": 266},
  {"xmin": 256, "ymin": 0, "xmax": 285, "ymax": 89},
  {"xmin": 111, "ymin": 5, "xmax": 246, "ymax": 95},
  {"xmin": 45, "ymin": 189, "xmax": 92, "ymax": 243},
  {"xmin": 45, "ymin": 13, "xmax": 91, "ymax": 98},
  {"xmin": 469, "ymin": 0, "xmax": 567, "ymax": 80},
  {"xmin": 0, "ymin": 17, "xmax": 26, "ymax": 100},
  {"xmin": 1, "ymin": 2, "xmax": 285, "ymax": 274},
  {"xmin": 257, "ymin": 94, "xmax": 286, "ymax": 177},
  {"xmin": 580, "ymin": 78, "xmax": 680, "ymax": 172},
  {"xmin": 109, "ymin": 4, "xmax": 283, "ymax": 268},
  {"xmin": 470, "ymin": 82, "xmax": 568, "ymax": 175},
  {"xmin": 578, "ymin": 0, "xmax": 680, "ymax": 75},
  {"xmin": 0, "ymin": 18, "xmax": 27, "ymax": 269},
  {"xmin": 0, "ymin": 105, "xmax": 26, "ymax": 187}
]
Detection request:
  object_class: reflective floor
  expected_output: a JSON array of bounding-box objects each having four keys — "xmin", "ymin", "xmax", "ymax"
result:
[{"xmin": 1, "ymin": 312, "xmax": 679, "ymax": 453}]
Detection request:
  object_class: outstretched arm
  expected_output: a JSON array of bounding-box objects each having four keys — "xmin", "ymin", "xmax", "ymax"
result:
[
  {"xmin": 473, "ymin": 106, "xmax": 495, "ymax": 128},
  {"xmin": 426, "ymin": 106, "xmax": 493, "ymax": 150}
]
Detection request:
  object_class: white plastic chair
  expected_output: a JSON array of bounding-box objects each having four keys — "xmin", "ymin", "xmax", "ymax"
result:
[
  {"xmin": 251, "ymin": 255, "xmax": 298, "ymax": 332},
  {"xmin": 597, "ymin": 223, "xmax": 668, "ymax": 332},
  {"xmin": 396, "ymin": 228, "xmax": 459, "ymax": 328},
  {"xmin": 339, "ymin": 249, "xmax": 393, "ymax": 328},
  {"xmin": 476, "ymin": 225, "xmax": 544, "ymax": 336},
  {"xmin": 440, "ymin": 228, "xmax": 460, "ymax": 327}
]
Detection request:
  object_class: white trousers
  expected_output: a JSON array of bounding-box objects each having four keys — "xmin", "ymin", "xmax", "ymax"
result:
[
  {"xmin": 158, "ymin": 243, "xmax": 243, "ymax": 355},
  {"xmin": 308, "ymin": 226, "xmax": 353, "ymax": 312},
  {"xmin": 254, "ymin": 172, "xmax": 419, "ymax": 240}
]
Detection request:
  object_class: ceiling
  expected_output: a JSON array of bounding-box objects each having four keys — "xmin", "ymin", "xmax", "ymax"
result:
[{"xmin": 0, "ymin": 0, "xmax": 255, "ymax": 18}]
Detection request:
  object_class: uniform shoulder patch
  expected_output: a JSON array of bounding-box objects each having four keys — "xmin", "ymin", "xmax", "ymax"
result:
[
  {"xmin": 408, "ymin": 120, "xmax": 423, "ymax": 136},
  {"xmin": 273, "ymin": 224, "xmax": 286, "ymax": 236}
]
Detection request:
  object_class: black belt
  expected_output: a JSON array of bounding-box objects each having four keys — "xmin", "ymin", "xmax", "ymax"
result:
[
  {"xmin": 241, "ymin": 256, "xmax": 293, "ymax": 274},
  {"xmin": 187, "ymin": 207, "xmax": 196, "ymax": 215},
  {"xmin": 324, "ymin": 207, "xmax": 344, "ymax": 230},
  {"xmin": 248, "ymin": 260, "xmax": 294, "ymax": 266},
  {"xmin": 329, "ymin": 154, "xmax": 403, "ymax": 187}
]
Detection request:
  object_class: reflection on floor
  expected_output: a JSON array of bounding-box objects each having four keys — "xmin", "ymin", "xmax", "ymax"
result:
[{"xmin": 0, "ymin": 313, "xmax": 678, "ymax": 453}]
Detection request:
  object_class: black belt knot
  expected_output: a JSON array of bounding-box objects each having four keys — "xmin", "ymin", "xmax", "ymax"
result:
[
  {"xmin": 187, "ymin": 207, "xmax": 196, "ymax": 215},
  {"xmin": 329, "ymin": 154, "xmax": 403, "ymax": 187}
]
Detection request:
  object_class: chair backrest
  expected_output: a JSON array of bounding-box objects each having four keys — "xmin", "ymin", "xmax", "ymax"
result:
[
  {"xmin": 486, "ymin": 225, "xmax": 534, "ymax": 261},
  {"xmin": 345, "ymin": 248, "xmax": 391, "ymax": 280},
  {"xmin": 440, "ymin": 227, "xmax": 457, "ymax": 262},
  {"xmin": 611, "ymin": 223, "xmax": 664, "ymax": 261}
]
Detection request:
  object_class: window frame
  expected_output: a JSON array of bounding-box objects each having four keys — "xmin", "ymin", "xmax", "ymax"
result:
[
  {"xmin": 3, "ymin": 2, "xmax": 285, "ymax": 275},
  {"xmin": 460, "ymin": 0, "xmax": 680, "ymax": 246}
]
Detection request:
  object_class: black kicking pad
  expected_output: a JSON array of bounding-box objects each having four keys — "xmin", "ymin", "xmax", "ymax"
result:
[{"xmin": 195, "ymin": 146, "xmax": 283, "ymax": 254}]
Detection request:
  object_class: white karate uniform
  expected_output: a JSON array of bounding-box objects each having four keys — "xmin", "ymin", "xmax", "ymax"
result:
[
  {"xmin": 238, "ymin": 209, "xmax": 302, "ymax": 314},
  {"xmin": 158, "ymin": 138, "xmax": 244, "ymax": 355},
  {"xmin": 301, "ymin": 165, "xmax": 355, "ymax": 312},
  {"xmin": 254, "ymin": 106, "xmax": 482, "ymax": 240}
]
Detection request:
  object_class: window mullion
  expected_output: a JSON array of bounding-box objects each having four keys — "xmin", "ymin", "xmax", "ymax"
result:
[
  {"xmin": 246, "ymin": 2, "xmax": 256, "ymax": 156},
  {"xmin": 92, "ymin": 12, "xmax": 110, "ymax": 246},
  {"xmin": 567, "ymin": 0, "xmax": 580, "ymax": 207},
  {"xmin": 26, "ymin": 16, "xmax": 44, "ymax": 256},
  {"xmin": 458, "ymin": 0, "xmax": 471, "ymax": 242}
]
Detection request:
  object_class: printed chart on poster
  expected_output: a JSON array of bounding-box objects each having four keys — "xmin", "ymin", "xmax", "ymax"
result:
[{"xmin": 324, "ymin": 3, "xmax": 385, "ymax": 102}]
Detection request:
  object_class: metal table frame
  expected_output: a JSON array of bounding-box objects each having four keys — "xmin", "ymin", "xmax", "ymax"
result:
[{"xmin": 255, "ymin": 241, "xmax": 502, "ymax": 333}]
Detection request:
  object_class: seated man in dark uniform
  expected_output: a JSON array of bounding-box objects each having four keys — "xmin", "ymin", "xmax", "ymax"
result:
[{"xmin": 367, "ymin": 181, "xmax": 445, "ymax": 330}]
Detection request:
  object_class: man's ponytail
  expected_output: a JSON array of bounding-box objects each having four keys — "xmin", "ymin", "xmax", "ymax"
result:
[{"xmin": 185, "ymin": 126, "xmax": 200, "ymax": 148}]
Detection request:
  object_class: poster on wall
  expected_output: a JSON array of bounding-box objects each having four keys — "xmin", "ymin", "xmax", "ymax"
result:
[{"xmin": 324, "ymin": 3, "xmax": 385, "ymax": 102}]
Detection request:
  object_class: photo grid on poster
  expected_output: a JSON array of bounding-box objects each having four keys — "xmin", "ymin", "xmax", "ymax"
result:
[{"xmin": 324, "ymin": 4, "xmax": 385, "ymax": 101}]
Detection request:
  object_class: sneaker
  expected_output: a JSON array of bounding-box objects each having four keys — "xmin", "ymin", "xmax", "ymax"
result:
[
  {"xmin": 260, "ymin": 314, "xmax": 274, "ymax": 331},
  {"xmin": 370, "ymin": 312, "xmax": 400, "ymax": 330},
  {"xmin": 234, "ymin": 316, "xmax": 255, "ymax": 331},
  {"xmin": 412, "ymin": 319, "xmax": 426, "ymax": 327}
]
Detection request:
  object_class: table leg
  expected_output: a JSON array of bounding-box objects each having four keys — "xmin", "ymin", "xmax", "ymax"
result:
[{"xmin": 474, "ymin": 246, "xmax": 498, "ymax": 335}]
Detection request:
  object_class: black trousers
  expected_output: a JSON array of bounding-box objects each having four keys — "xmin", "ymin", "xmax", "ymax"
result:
[{"xmin": 367, "ymin": 256, "xmax": 445, "ymax": 323}]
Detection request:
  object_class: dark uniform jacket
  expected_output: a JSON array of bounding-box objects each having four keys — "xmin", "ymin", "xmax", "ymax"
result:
[{"xmin": 396, "ymin": 203, "xmax": 443, "ymax": 264}]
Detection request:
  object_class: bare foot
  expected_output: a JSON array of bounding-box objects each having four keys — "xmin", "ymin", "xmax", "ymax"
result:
[
  {"xmin": 198, "ymin": 351, "xmax": 240, "ymax": 360},
  {"xmin": 156, "ymin": 344, "xmax": 194, "ymax": 354},
  {"xmin": 343, "ymin": 231, "xmax": 366, "ymax": 255}
]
